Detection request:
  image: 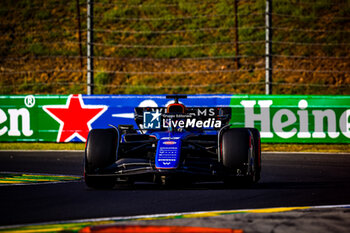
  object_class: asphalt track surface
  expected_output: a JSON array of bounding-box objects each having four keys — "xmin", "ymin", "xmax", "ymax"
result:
[{"xmin": 0, "ymin": 151, "xmax": 350, "ymax": 227}]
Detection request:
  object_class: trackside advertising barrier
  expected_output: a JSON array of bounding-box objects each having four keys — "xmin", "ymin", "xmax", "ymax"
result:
[{"xmin": 0, "ymin": 94, "xmax": 349, "ymax": 143}]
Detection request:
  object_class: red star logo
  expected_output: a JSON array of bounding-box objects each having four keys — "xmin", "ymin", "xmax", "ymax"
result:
[{"xmin": 43, "ymin": 94, "xmax": 107, "ymax": 142}]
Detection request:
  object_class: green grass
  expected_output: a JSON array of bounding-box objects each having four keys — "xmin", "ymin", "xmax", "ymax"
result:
[
  {"xmin": 0, "ymin": 143, "xmax": 85, "ymax": 151},
  {"xmin": 1, "ymin": 0, "xmax": 349, "ymax": 95},
  {"xmin": 262, "ymin": 144, "xmax": 350, "ymax": 153},
  {"xmin": 0, "ymin": 143, "xmax": 349, "ymax": 153},
  {"xmin": 1, "ymin": 0, "xmax": 348, "ymax": 59}
]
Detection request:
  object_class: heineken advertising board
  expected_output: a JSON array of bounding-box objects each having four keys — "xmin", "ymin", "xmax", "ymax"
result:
[{"xmin": 0, "ymin": 94, "xmax": 349, "ymax": 143}]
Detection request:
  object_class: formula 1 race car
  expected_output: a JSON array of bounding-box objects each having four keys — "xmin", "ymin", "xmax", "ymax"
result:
[{"xmin": 84, "ymin": 95, "xmax": 261, "ymax": 189}]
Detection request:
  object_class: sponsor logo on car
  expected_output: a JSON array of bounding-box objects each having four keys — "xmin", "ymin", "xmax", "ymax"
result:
[
  {"xmin": 143, "ymin": 111, "xmax": 222, "ymax": 129},
  {"xmin": 143, "ymin": 110, "xmax": 161, "ymax": 129},
  {"xmin": 163, "ymin": 118, "xmax": 222, "ymax": 129},
  {"xmin": 163, "ymin": 141, "xmax": 177, "ymax": 145}
]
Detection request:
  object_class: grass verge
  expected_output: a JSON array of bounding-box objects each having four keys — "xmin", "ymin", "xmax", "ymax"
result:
[
  {"xmin": 0, "ymin": 143, "xmax": 349, "ymax": 153},
  {"xmin": 261, "ymin": 144, "xmax": 350, "ymax": 153},
  {"xmin": 0, "ymin": 143, "xmax": 85, "ymax": 151}
]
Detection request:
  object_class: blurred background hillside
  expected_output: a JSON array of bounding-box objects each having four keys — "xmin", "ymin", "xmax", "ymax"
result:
[{"xmin": 0, "ymin": 0, "xmax": 349, "ymax": 95}]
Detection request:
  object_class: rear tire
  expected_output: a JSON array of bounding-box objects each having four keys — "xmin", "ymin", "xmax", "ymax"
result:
[{"xmin": 84, "ymin": 128, "xmax": 118, "ymax": 189}]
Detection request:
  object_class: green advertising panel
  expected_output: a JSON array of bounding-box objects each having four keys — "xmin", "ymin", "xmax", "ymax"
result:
[
  {"xmin": 229, "ymin": 95, "xmax": 350, "ymax": 143},
  {"xmin": 0, "ymin": 94, "xmax": 349, "ymax": 143},
  {"xmin": 0, "ymin": 95, "xmax": 68, "ymax": 142}
]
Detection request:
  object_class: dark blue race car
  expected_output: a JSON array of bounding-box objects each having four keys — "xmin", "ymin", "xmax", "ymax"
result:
[{"xmin": 84, "ymin": 95, "xmax": 261, "ymax": 188}]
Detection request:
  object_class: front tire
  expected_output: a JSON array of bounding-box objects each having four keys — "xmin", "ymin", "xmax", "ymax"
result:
[
  {"xmin": 84, "ymin": 128, "xmax": 118, "ymax": 189},
  {"xmin": 221, "ymin": 128, "xmax": 258, "ymax": 186},
  {"xmin": 248, "ymin": 128, "xmax": 261, "ymax": 182}
]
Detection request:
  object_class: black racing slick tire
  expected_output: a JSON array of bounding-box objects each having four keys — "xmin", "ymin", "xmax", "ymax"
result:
[
  {"xmin": 248, "ymin": 128, "xmax": 261, "ymax": 182},
  {"xmin": 221, "ymin": 128, "xmax": 250, "ymax": 169},
  {"xmin": 84, "ymin": 128, "xmax": 118, "ymax": 189},
  {"xmin": 221, "ymin": 128, "xmax": 257, "ymax": 185}
]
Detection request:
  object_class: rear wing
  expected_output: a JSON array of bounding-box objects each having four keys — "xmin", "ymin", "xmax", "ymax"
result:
[{"xmin": 134, "ymin": 107, "xmax": 232, "ymax": 130}]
